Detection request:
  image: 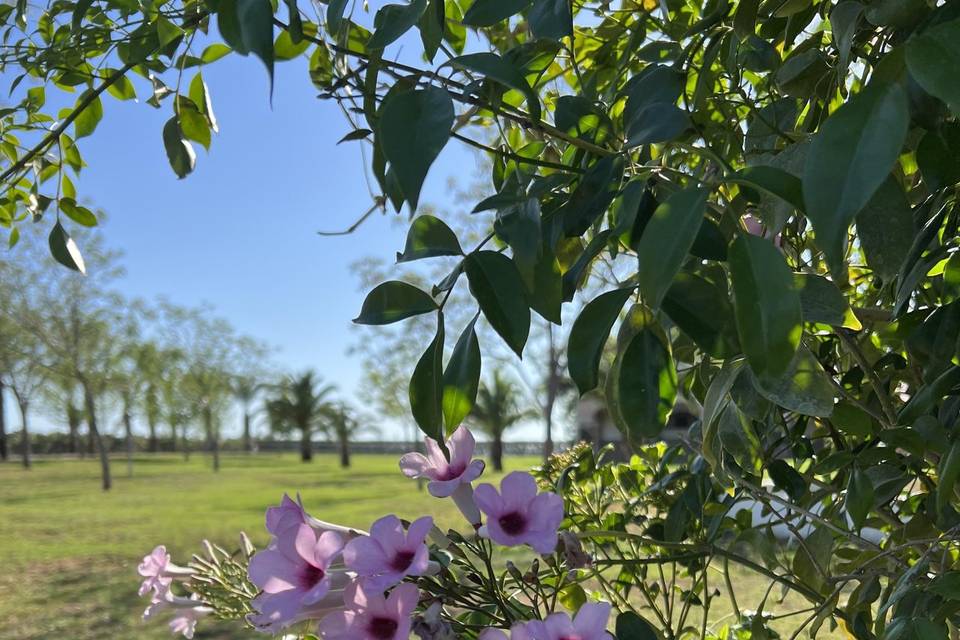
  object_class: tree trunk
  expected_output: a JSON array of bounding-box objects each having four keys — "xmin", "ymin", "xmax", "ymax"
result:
[
  {"xmin": 339, "ymin": 435, "xmax": 350, "ymax": 468},
  {"xmin": 17, "ymin": 397, "xmax": 30, "ymax": 469},
  {"xmin": 67, "ymin": 406, "xmax": 80, "ymax": 456},
  {"xmin": 543, "ymin": 324, "xmax": 559, "ymax": 461},
  {"xmin": 83, "ymin": 384, "xmax": 112, "ymax": 491},
  {"xmin": 491, "ymin": 432, "xmax": 504, "ymax": 472},
  {"xmin": 0, "ymin": 380, "xmax": 7, "ymax": 462},
  {"xmin": 182, "ymin": 427, "xmax": 190, "ymax": 461},
  {"xmin": 148, "ymin": 418, "xmax": 158, "ymax": 453},
  {"xmin": 243, "ymin": 411, "xmax": 252, "ymax": 453},
  {"xmin": 170, "ymin": 421, "xmax": 178, "ymax": 453},
  {"xmin": 300, "ymin": 425, "xmax": 312, "ymax": 462},
  {"xmin": 203, "ymin": 406, "xmax": 219, "ymax": 472},
  {"xmin": 123, "ymin": 403, "xmax": 134, "ymax": 478}
]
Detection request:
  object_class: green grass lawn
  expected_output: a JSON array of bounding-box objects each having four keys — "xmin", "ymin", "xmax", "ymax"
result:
[{"xmin": 0, "ymin": 453, "xmax": 842, "ymax": 639}]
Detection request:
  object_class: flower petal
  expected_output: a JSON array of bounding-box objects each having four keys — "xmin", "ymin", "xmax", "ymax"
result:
[
  {"xmin": 446, "ymin": 426, "xmax": 476, "ymax": 469},
  {"xmin": 247, "ymin": 548, "xmax": 300, "ymax": 593},
  {"xmin": 473, "ymin": 483, "xmax": 503, "ymax": 518},
  {"xmin": 399, "ymin": 452, "xmax": 433, "ymax": 479},
  {"xmin": 500, "ymin": 472, "xmax": 538, "ymax": 511},
  {"xmin": 314, "ymin": 531, "xmax": 344, "ymax": 568},
  {"xmin": 574, "ymin": 602, "xmax": 613, "ymax": 639},
  {"xmin": 342, "ymin": 536, "xmax": 389, "ymax": 575},
  {"xmin": 369, "ymin": 515, "xmax": 405, "ymax": 554}
]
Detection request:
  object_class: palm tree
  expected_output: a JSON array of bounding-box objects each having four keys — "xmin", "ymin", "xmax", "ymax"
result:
[
  {"xmin": 265, "ymin": 371, "xmax": 335, "ymax": 462},
  {"xmin": 471, "ymin": 371, "xmax": 532, "ymax": 472},
  {"xmin": 321, "ymin": 402, "xmax": 373, "ymax": 468}
]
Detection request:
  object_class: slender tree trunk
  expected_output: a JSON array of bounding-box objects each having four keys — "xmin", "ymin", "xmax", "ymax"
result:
[
  {"xmin": 182, "ymin": 426, "xmax": 190, "ymax": 461},
  {"xmin": 83, "ymin": 384, "xmax": 112, "ymax": 491},
  {"xmin": 339, "ymin": 434, "xmax": 350, "ymax": 468},
  {"xmin": 17, "ymin": 397, "xmax": 30, "ymax": 469},
  {"xmin": 123, "ymin": 403, "xmax": 134, "ymax": 478},
  {"xmin": 170, "ymin": 421, "xmax": 178, "ymax": 453},
  {"xmin": 300, "ymin": 425, "xmax": 312, "ymax": 462},
  {"xmin": 148, "ymin": 418, "xmax": 158, "ymax": 453},
  {"xmin": 491, "ymin": 432, "xmax": 504, "ymax": 472},
  {"xmin": 67, "ymin": 406, "xmax": 80, "ymax": 456},
  {"xmin": 0, "ymin": 380, "xmax": 7, "ymax": 462},
  {"xmin": 543, "ymin": 325, "xmax": 559, "ymax": 461},
  {"xmin": 203, "ymin": 406, "xmax": 219, "ymax": 472},
  {"xmin": 243, "ymin": 411, "xmax": 252, "ymax": 453}
]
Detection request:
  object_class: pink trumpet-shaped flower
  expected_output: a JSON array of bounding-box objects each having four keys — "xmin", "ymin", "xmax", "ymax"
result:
[
  {"xmin": 142, "ymin": 590, "xmax": 212, "ymax": 639},
  {"xmin": 400, "ymin": 426, "xmax": 485, "ymax": 525},
  {"xmin": 247, "ymin": 523, "xmax": 345, "ymax": 631},
  {"xmin": 474, "ymin": 472, "xmax": 564, "ymax": 554},
  {"xmin": 318, "ymin": 581, "xmax": 420, "ymax": 640},
  {"xmin": 478, "ymin": 623, "xmax": 537, "ymax": 640},
  {"xmin": 533, "ymin": 602, "xmax": 615, "ymax": 640},
  {"xmin": 343, "ymin": 515, "xmax": 433, "ymax": 589},
  {"xmin": 138, "ymin": 546, "xmax": 192, "ymax": 597},
  {"xmin": 267, "ymin": 493, "xmax": 363, "ymax": 539},
  {"xmin": 168, "ymin": 605, "xmax": 211, "ymax": 639}
]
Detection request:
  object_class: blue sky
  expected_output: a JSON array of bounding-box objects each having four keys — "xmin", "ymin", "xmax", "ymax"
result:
[{"xmin": 16, "ymin": 50, "xmax": 482, "ymax": 439}]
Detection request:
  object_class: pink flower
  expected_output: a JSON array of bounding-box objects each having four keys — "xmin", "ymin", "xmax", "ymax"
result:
[
  {"xmin": 400, "ymin": 426, "xmax": 485, "ymax": 525},
  {"xmin": 343, "ymin": 515, "xmax": 433, "ymax": 589},
  {"xmin": 533, "ymin": 603, "xmax": 614, "ymax": 640},
  {"xmin": 474, "ymin": 472, "xmax": 564, "ymax": 554},
  {"xmin": 138, "ymin": 546, "xmax": 192, "ymax": 597},
  {"xmin": 267, "ymin": 493, "xmax": 363, "ymax": 539},
  {"xmin": 168, "ymin": 605, "xmax": 211, "ymax": 639},
  {"xmin": 319, "ymin": 581, "xmax": 420, "ymax": 640},
  {"xmin": 479, "ymin": 623, "xmax": 537, "ymax": 640},
  {"xmin": 247, "ymin": 523, "xmax": 345, "ymax": 631}
]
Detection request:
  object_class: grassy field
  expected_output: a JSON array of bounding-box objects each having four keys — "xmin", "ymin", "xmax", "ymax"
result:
[{"xmin": 0, "ymin": 454, "xmax": 841, "ymax": 639}]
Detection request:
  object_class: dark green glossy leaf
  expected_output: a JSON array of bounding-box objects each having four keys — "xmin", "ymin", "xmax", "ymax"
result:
[
  {"xmin": 636, "ymin": 187, "xmax": 708, "ymax": 311},
  {"xmin": 327, "ymin": 0, "xmax": 349, "ymax": 33},
  {"xmin": 464, "ymin": 251, "xmax": 530, "ymax": 356},
  {"xmin": 442, "ymin": 316, "xmax": 481, "ymax": 433},
  {"xmin": 162, "ymin": 117, "xmax": 196, "ymax": 179},
  {"xmin": 397, "ymin": 215, "xmax": 463, "ymax": 262},
  {"xmin": 917, "ymin": 123, "xmax": 960, "ymax": 191},
  {"xmin": 795, "ymin": 274, "xmax": 861, "ymax": 329},
  {"xmin": 847, "ymin": 467, "xmax": 874, "ymax": 529},
  {"xmin": 612, "ymin": 306, "xmax": 678, "ymax": 440},
  {"xmin": 906, "ymin": 18, "xmax": 960, "ymax": 115},
  {"xmin": 625, "ymin": 103, "xmax": 689, "ymax": 148},
  {"xmin": 461, "ymin": 0, "xmax": 531, "ymax": 27},
  {"xmin": 802, "ymin": 82, "xmax": 909, "ymax": 271},
  {"xmin": 561, "ymin": 156, "xmax": 624, "ymax": 237},
  {"xmin": 448, "ymin": 52, "xmax": 540, "ymax": 122},
  {"xmin": 768, "ymin": 460, "xmax": 807, "ymax": 501},
  {"xmin": 753, "ymin": 347, "xmax": 835, "ymax": 417},
  {"xmin": 59, "ymin": 199, "xmax": 97, "ymax": 227},
  {"xmin": 368, "ymin": 0, "xmax": 428, "ymax": 50},
  {"xmin": 73, "ymin": 92, "xmax": 102, "ymax": 139},
  {"xmin": 419, "ymin": 0, "xmax": 444, "ymax": 61},
  {"xmin": 662, "ymin": 272, "xmax": 740, "ymax": 358},
  {"xmin": 378, "ymin": 87, "xmax": 454, "ymax": 210},
  {"xmin": 730, "ymin": 234, "xmax": 802, "ymax": 377},
  {"xmin": 354, "ymin": 281, "xmax": 438, "ymax": 325},
  {"xmin": 616, "ymin": 611, "xmax": 658, "ymax": 640},
  {"xmin": 410, "ymin": 315, "xmax": 444, "ymax": 440},
  {"xmin": 728, "ymin": 165, "xmax": 805, "ymax": 212},
  {"xmin": 48, "ymin": 221, "xmax": 86, "ymax": 274},
  {"xmin": 857, "ymin": 177, "xmax": 915, "ymax": 284},
  {"xmin": 218, "ymin": 0, "xmax": 275, "ymax": 86},
  {"xmin": 568, "ymin": 287, "xmax": 633, "ymax": 395},
  {"xmin": 528, "ymin": 0, "xmax": 571, "ymax": 39}
]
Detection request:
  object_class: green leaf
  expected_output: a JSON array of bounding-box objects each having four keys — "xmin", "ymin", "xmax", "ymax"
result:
[
  {"xmin": 73, "ymin": 92, "xmax": 103, "ymax": 139},
  {"xmin": 410, "ymin": 315, "xmax": 444, "ymax": 440},
  {"xmin": 354, "ymin": 281, "xmax": 438, "ymax": 325},
  {"xmin": 327, "ymin": 0, "xmax": 349, "ymax": 33},
  {"xmin": 397, "ymin": 215, "xmax": 463, "ymax": 262},
  {"xmin": 59, "ymin": 199, "xmax": 97, "ymax": 227},
  {"xmin": 938, "ymin": 441, "xmax": 960, "ymax": 517},
  {"xmin": 218, "ymin": 0, "xmax": 275, "ymax": 87},
  {"xmin": 831, "ymin": 2, "xmax": 863, "ymax": 72},
  {"xmin": 461, "ymin": 0, "xmax": 531, "ymax": 27},
  {"xmin": 528, "ymin": 0, "xmax": 571, "ymax": 39},
  {"xmin": 495, "ymin": 198, "xmax": 541, "ymax": 286},
  {"xmin": 662, "ymin": 271, "xmax": 740, "ymax": 358},
  {"xmin": 792, "ymin": 527, "xmax": 833, "ymax": 596},
  {"xmin": 917, "ymin": 123, "xmax": 960, "ymax": 191},
  {"xmin": 927, "ymin": 572, "xmax": 960, "ymax": 601},
  {"xmin": 795, "ymin": 274, "xmax": 862, "ymax": 329},
  {"xmin": 419, "ymin": 0, "xmax": 444, "ymax": 61},
  {"xmin": 906, "ymin": 18, "xmax": 960, "ymax": 115},
  {"xmin": 727, "ymin": 165, "xmax": 805, "ymax": 213},
  {"xmin": 802, "ymin": 81, "xmax": 909, "ymax": 272},
  {"xmin": 568, "ymin": 287, "xmax": 634, "ymax": 395},
  {"xmin": 701, "ymin": 358, "xmax": 746, "ymax": 469},
  {"xmin": 729, "ymin": 234, "xmax": 802, "ymax": 377},
  {"xmin": 448, "ymin": 52, "xmax": 541, "ymax": 122},
  {"xmin": 636, "ymin": 187, "xmax": 708, "ymax": 311},
  {"xmin": 625, "ymin": 103, "xmax": 689, "ymax": 147},
  {"xmin": 616, "ymin": 611, "xmax": 658, "ymax": 640},
  {"xmin": 179, "ymin": 109, "xmax": 211, "ymax": 150},
  {"xmin": 442, "ymin": 316, "xmax": 481, "ymax": 433},
  {"xmin": 560, "ymin": 156, "xmax": 624, "ymax": 237},
  {"xmin": 768, "ymin": 460, "xmax": 807, "ymax": 501},
  {"xmin": 611, "ymin": 305, "xmax": 678, "ymax": 440},
  {"xmin": 274, "ymin": 29, "xmax": 311, "ymax": 59},
  {"xmin": 201, "ymin": 44, "xmax": 232, "ymax": 63},
  {"xmin": 48, "ymin": 221, "xmax": 86, "ymax": 274},
  {"xmin": 283, "ymin": 0, "xmax": 303, "ymax": 42},
  {"xmin": 368, "ymin": 0, "xmax": 428, "ymax": 50},
  {"xmin": 104, "ymin": 71, "xmax": 136, "ymax": 101},
  {"xmin": 162, "ymin": 117, "xmax": 196, "ymax": 179},
  {"xmin": 846, "ymin": 467, "xmax": 874, "ymax": 530},
  {"xmin": 558, "ymin": 583, "xmax": 586, "ymax": 612},
  {"xmin": 857, "ymin": 177, "xmax": 915, "ymax": 283},
  {"xmin": 752, "ymin": 347, "xmax": 836, "ymax": 417},
  {"xmin": 464, "ymin": 251, "xmax": 530, "ymax": 356},
  {"xmin": 378, "ymin": 87, "xmax": 454, "ymax": 210},
  {"xmin": 156, "ymin": 14, "xmax": 185, "ymax": 47},
  {"xmin": 831, "ymin": 401, "xmax": 875, "ymax": 438}
]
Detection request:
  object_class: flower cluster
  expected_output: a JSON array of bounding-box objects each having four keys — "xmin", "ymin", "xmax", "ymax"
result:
[
  {"xmin": 137, "ymin": 426, "xmax": 614, "ymax": 639},
  {"xmin": 137, "ymin": 545, "xmax": 210, "ymax": 639}
]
